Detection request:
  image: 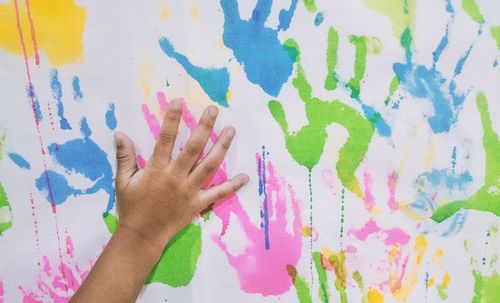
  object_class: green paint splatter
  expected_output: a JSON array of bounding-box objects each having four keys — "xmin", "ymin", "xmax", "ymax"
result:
[
  {"xmin": 353, "ymin": 271, "xmax": 369, "ymax": 303},
  {"xmin": 313, "ymin": 252, "xmax": 331, "ymax": 303},
  {"xmin": 269, "ymin": 39, "xmax": 374, "ymax": 198},
  {"xmin": 0, "ymin": 183, "xmax": 13, "ymax": 235},
  {"xmin": 385, "ymin": 75, "xmax": 400, "ymax": 105},
  {"xmin": 462, "ymin": 0, "xmax": 484, "ymax": 24},
  {"xmin": 490, "ymin": 26, "xmax": 500, "ymax": 50},
  {"xmin": 303, "ymin": 0, "xmax": 317, "ymax": 13},
  {"xmin": 288, "ymin": 265, "xmax": 314, "ymax": 303},
  {"xmin": 147, "ymin": 223, "xmax": 202, "ymax": 287},
  {"xmin": 330, "ymin": 251, "xmax": 348, "ymax": 303},
  {"xmin": 347, "ymin": 36, "xmax": 368, "ymax": 98},
  {"xmin": 0, "ymin": 133, "xmax": 12, "ymax": 235},
  {"xmin": 324, "ymin": 27, "xmax": 340, "ymax": 91},
  {"xmin": 103, "ymin": 213, "xmax": 118, "ymax": 234},
  {"xmin": 436, "ymin": 283, "xmax": 448, "ymax": 300},
  {"xmin": 106, "ymin": 215, "xmax": 202, "ymax": 287},
  {"xmin": 363, "ymin": 0, "xmax": 416, "ymax": 45},
  {"xmin": 400, "ymin": 27, "xmax": 413, "ymax": 52},
  {"xmin": 432, "ymin": 93, "xmax": 500, "ymax": 222},
  {"xmin": 472, "ymin": 271, "xmax": 500, "ymax": 303}
]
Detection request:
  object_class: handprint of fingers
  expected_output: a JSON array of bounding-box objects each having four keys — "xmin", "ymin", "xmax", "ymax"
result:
[
  {"xmin": 385, "ymin": 0, "xmax": 486, "ymax": 133},
  {"xmin": 268, "ymin": 32, "xmax": 378, "ymax": 199},
  {"xmin": 211, "ymin": 147, "xmax": 303, "ymax": 296},
  {"xmin": 10, "ymin": 70, "xmax": 116, "ymax": 217}
]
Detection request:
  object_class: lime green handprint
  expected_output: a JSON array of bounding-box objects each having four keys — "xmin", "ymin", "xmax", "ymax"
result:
[{"xmin": 268, "ymin": 30, "xmax": 375, "ymax": 198}]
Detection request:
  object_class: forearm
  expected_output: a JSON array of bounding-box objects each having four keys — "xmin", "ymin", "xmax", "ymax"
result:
[{"xmin": 70, "ymin": 224, "xmax": 168, "ymax": 303}]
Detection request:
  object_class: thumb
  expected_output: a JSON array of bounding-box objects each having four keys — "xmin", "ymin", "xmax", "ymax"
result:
[{"xmin": 115, "ymin": 132, "xmax": 138, "ymax": 183}]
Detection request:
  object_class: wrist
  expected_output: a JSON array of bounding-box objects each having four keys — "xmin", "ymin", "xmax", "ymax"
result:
[{"xmin": 113, "ymin": 223, "xmax": 171, "ymax": 260}]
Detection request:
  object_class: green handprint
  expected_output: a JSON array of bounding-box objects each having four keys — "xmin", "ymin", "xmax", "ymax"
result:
[{"xmin": 269, "ymin": 30, "xmax": 375, "ymax": 198}]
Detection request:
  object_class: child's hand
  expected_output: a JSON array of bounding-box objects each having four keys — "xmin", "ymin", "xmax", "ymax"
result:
[{"xmin": 113, "ymin": 99, "xmax": 248, "ymax": 252}]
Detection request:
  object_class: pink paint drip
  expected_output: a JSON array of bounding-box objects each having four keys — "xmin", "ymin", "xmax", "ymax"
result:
[
  {"xmin": 363, "ymin": 171, "xmax": 376, "ymax": 212},
  {"xmin": 0, "ymin": 280, "xmax": 4, "ymax": 303},
  {"xmin": 388, "ymin": 172, "xmax": 398, "ymax": 212},
  {"xmin": 18, "ymin": 236, "xmax": 92, "ymax": 303},
  {"xmin": 141, "ymin": 93, "xmax": 303, "ymax": 296},
  {"xmin": 349, "ymin": 219, "xmax": 410, "ymax": 247}
]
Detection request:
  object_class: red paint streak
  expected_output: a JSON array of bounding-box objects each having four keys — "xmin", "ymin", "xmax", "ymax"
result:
[
  {"xmin": 24, "ymin": 0, "xmax": 40, "ymax": 65},
  {"xmin": 47, "ymin": 100, "xmax": 56, "ymax": 131},
  {"xmin": 13, "ymin": 0, "xmax": 67, "ymax": 290},
  {"xmin": 30, "ymin": 193, "xmax": 41, "ymax": 267}
]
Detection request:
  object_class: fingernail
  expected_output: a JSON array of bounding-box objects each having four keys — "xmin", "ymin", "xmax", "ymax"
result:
[
  {"xmin": 208, "ymin": 106, "xmax": 218, "ymax": 117},
  {"xmin": 226, "ymin": 126, "xmax": 235, "ymax": 139},
  {"xmin": 170, "ymin": 99, "xmax": 180, "ymax": 110},
  {"xmin": 241, "ymin": 174, "xmax": 249, "ymax": 184}
]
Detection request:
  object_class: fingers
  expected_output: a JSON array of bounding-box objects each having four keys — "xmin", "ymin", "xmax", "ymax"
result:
[
  {"xmin": 189, "ymin": 126, "xmax": 235, "ymax": 187},
  {"xmin": 115, "ymin": 132, "xmax": 138, "ymax": 185},
  {"xmin": 150, "ymin": 99, "xmax": 182, "ymax": 168},
  {"xmin": 174, "ymin": 105, "xmax": 218, "ymax": 172},
  {"xmin": 198, "ymin": 174, "xmax": 249, "ymax": 209}
]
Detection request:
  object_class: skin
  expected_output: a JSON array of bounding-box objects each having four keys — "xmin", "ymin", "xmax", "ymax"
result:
[{"xmin": 70, "ymin": 99, "xmax": 249, "ymax": 303}]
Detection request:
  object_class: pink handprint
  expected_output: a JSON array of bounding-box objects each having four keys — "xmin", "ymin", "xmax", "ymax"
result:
[
  {"xmin": 212, "ymin": 151, "xmax": 303, "ymax": 296},
  {"xmin": 18, "ymin": 236, "xmax": 92, "ymax": 303}
]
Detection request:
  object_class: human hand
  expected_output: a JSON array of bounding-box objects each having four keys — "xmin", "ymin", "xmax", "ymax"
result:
[{"xmin": 113, "ymin": 99, "xmax": 249, "ymax": 253}]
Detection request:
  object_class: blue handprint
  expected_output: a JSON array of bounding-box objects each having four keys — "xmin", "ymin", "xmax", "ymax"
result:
[
  {"xmin": 220, "ymin": 0, "xmax": 297, "ymax": 96},
  {"xmin": 11, "ymin": 70, "xmax": 117, "ymax": 216},
  {"xmin": 389, "ymin": 1, "xmax": 479, "ymax": 133}
]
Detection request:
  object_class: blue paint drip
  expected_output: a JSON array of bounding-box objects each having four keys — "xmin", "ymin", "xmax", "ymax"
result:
[
  {"xmin": 257, "ymin": 145, "xmax": 270, "ymax": 250},
  {"xmin": 314, "ymin": 12, "xmax": 324, "ymax": 26},
  {"xmin": 35, "ymin": 118, "xmax": 115, "ymax": 213},
  {"xmin": 445, "ymin": 0, "xmax": 454, "ymax": 13},
  {"xmin": 50, "ymin": 69, "xmax": 72, "ymax": 130},
  {"xmin": 278, "ymin": 0, "xmax": 298, "ymax": 31},
  {"xmin": 454, "ymin": 45, "xmax": 473, "ymax": 76},
  {"xmin": 27, "ymin": 83, "xmax": 42, "ymax": 121},
  {"xmin": 493, "ymin": 59, "xmax": 498, "ymax": 67},
  {"xmin": 8, "ymin": 152, "xmax": 31, "ymax": 170},
  {"xmin": 441, "ymin": 210, "xmax": 466, "ymax": 237},
  {"xmin": 220, "ymin": 0, "xmax": 295, "ymax": 96},
  {"xmin": 159, "ymin": 38, "xmax": 230, "ymax": 107},
  {"xmin": 360, "ymin": 103, "xmax": 392, "ymax": 137},
  {"xmin": 72, "ymin": 76, "xmax": 83, "ymax": 100},
  {"xmin": 105, "ymin": 103, "xmax": 117, "ymax": 130},
  {"xmin": 451, "ymin": 146, "xmax": 457, "ymax": 173}
]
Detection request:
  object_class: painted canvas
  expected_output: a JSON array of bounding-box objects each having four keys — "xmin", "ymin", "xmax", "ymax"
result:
[{"xmin": 1, "ymin": 0, "xmax": 500, "ymax": 302}]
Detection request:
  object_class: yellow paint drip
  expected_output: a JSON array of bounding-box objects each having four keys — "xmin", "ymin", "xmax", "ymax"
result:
[
  {"xmin": 392, "ymin": 235, "xmax": 428, "ymax": 301},
  {"xmin": 190, "ymin": 5, "xmax": 199, "ymax": 19},
  {"xmin": 442, "ymin": 272, "xmax": 451, "ymax": 287},
  {"xmin": 428, "ymin": 277, "xmax": 435, "ymax": 288},
  {"xmin": 432, "ymin": 249, "xmax": 444, "ymax": 265},
  {"xmin": 301, "ymin": 226, "xmax": 312, "ymax": 237},
  {"xmin": 160, "ymin": 7, "xmax": 170, "ymax": 21},
  {"xmin": 226, "ymin": 88, "xmax": 232, "ymax": 102},
  {"xmin": 368, "ymin": 288, "xmax": 384, "ymax": 303},
  {"xmin": 0, "ymin": 0, "xmax": 86, "ymax": 66}
]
